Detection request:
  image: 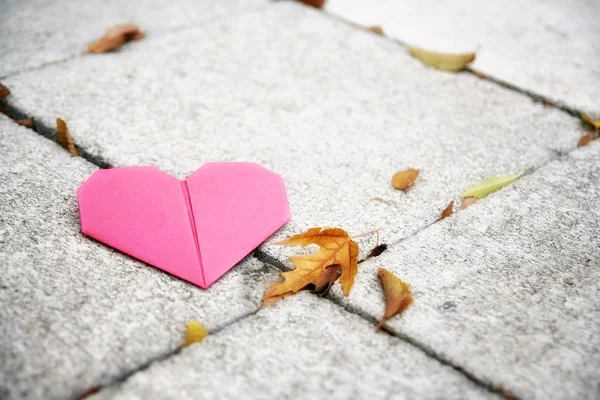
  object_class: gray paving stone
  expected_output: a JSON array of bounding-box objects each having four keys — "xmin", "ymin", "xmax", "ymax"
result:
[
  {"xmin": 0, "ymin": 0, "xmax": 266, "ymax": 78},
  {"xmin": 325, "ymin": 0, "xmax": 600, "ymax": 115},
  {"xmin": 2, "ymin": 2, "xmax": 582, "ymax": 265},
  {"xmin": 0, "ymin": 115, "xmax": 280, "ymax": 399},
  {"xmin": 92, "ymin": 292, "xmax": 497, "ymax": 400},
  {"xmin": 328, "ymin": 142, "xmax": 600, "ymax": 399}
]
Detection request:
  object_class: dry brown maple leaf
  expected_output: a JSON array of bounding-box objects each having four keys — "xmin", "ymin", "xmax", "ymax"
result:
[
  {"xmin": 56, "ymin": 118, "xmax": 78, "ymax": 156},
  {"xmin": 366, "ymin": 25, "xmax": 385, "ymax": 36},
  {"xmin": 298, "ymin": 0, "xmax": 326, "ymax": 8},
  {"xmin": 392, "ymin": 168, "xmax": 419, "ymax": 190},
  {"xmin": 0, "ymin": 83, "xmax": 11, "ymax": 99},
  {"xmin": 87, "ymin": 23, "xmax": 145, "ymax": 54},
  {"xmin": 438, "ymin": 200, "xmax": 454, "ymax": 221},
  {"xmin": 262, "ymin": 264, "xmax": 342, "ymax": 307},
  {"xmin": 376, "ymin": 267, "xmax": 413, "ymax": 331},
  {"xmin": 266, "ymin": 227, "xmax": 359, "ymax": 300}
]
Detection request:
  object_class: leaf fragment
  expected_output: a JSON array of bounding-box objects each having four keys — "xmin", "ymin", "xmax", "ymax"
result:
[
  {"xmin": 408, "ymin": 46, "xmax": 475, "ymax": 72},
  {"xmin": 366, "ymin": 25, "xmax": 384, "ymax": 36},
  {"xmin": 363, "ymin": 243, "xmax": 388, "ymax": 261},
  {"xmin": 0, "ymin": 83, "xmax": 10, "ymax": 99},
  {"xmin": 268, "ymin": 227, "xmax": 359, "ymax": 297},
  {"xmin": 461, "ymin": 197, "xmax": 477, "ymax": 209},
  {"xmin": 392, "ymin": 168, "xmax": 419, "ymax": 190},
  {"xmin": 16, "ymin": 118, "xmax": 34, "ymax": 129},
  {"xmin": 438, "ymin": 200, "xmax": 454, "ymax": 221},
  {"xmin": 56, "ymin": 118, "xmax": 78, "ymax": 156},
  {"xmin": 376, "ymin": 268, "xmax": 413, "ymax": 331},
  {"xmin": 461, "ymin": 169, "xmax": 524, "ymax": 199},
  {"xmin": 578, "ymin": 133, "xmax": 595, "ymax": 147},
  {"xmin": 87, "ymin": 23, "xmax": 145, "ymax": 54},
  {"xmin": 182, "ymin": 321, "xmax": 208, "ymax": 347},
  {"xmin": 298, "ymin": 0, "xmax": 326, "ymax": 8},
  {"xmin": 582, "ymin": 113, "xmax": 600, "ymax": 131}
]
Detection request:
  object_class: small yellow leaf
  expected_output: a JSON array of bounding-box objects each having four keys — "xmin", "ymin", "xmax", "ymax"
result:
[
  {"xmin": 87, "ymin": 24, "xmax": 145, "ymax": 54},
  {"xmin": 0, "ymin": 83, "xmax": 11, "ymax": 99},
  {"xmin": 56, "ymin": 118, "xmax": 78, "ymax": 156},
  {"xmin": 392, "ymin": 168, "xmax": 419, "ymax": 190},
  {"xmin": 408, "ymin": 46, "xmax": 475, "ymax": 72},
  {"xmin": 582, "ymin": 113, "xmax": 600, "ymax": 130},
  {"xmin": 182, "ymin": 321, "xmax": 208, "ymax": 347},
  {"xmin": 578, "ymin": 133, "xmax": 595, "ymax": 147},
  {"xmin": 438, "ymin": 200, "xmax": 454, "ymax": 221},
  {"xmin": 461, "ymin": 169, "xmax": 524, "ymax": 199},
  {"xmin": 376, "ymin": 268, "xmax": 413, "ymax": 331},
  {"xmin": 461, "ymin": 197, "xmax": 478, "ymax": 209}
]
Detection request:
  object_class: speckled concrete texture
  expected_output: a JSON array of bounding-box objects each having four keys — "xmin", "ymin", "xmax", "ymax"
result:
[
  {"xmin": 2, "ymin": 2, "xmax": 582, "ymax": 266},
  {"xmin": 325, "ymin": 0, "xmax": 600, "ymax": 115},
  {"xmin": 0, "ymin": 0, "xmax": 267, "ymax": 78},
  {"xmin": 91, "ymin": 293, "xmax": 498, "ymax": 400},
  {"xmin": 0, "ymin": 115, "xmax": 281, "ymax": 400},
  {"xmin": 328, "ymin": 142, "xmax": 600, "ymax": 399}
]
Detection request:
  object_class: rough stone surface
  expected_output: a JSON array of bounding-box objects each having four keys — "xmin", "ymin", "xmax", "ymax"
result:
[
  {"xmin": 0, "ymin": 0, "xmax": 266, "ymax": 78},
  {"xmin": 325, "ymin": 0, "xmax": 600, "ymax": 115},
  {"xmin": 92, "ymin": 293, "xmax": 496, "ymax": 400},
  {"xmin": 2, "ymin": 2, "xmax": 582, "ymax": 264},
  {"xmin": 329, "ymin": 142, "xmax": 600, "ymax": 399},
  {"xmin": 0, "ymin": 116, "xmax": 281, "ymax": 400}
]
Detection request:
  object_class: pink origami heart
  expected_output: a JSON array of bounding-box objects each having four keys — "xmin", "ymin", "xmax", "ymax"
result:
[{"xmin": 77, "ymin": 163, "xmax": 291, "ymax": 288}]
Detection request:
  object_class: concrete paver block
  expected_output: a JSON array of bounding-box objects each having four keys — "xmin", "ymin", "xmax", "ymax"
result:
[{"xmin": 0, "ymin": 116, "xmax": 280, "ymax": 399}]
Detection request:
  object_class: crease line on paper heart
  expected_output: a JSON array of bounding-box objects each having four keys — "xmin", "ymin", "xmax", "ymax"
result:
[{"xmin": 180, "ymin": 180, "xmax": 207, "ymax": 288}]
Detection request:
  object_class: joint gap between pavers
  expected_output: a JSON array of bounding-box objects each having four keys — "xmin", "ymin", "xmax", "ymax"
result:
[
  {"xmin": 304, "ymin": 0, "xmax": 584, "ymax": 120},
  {"xmin": 0, "ymin": 101, "xmax": 112, "ymax": 169},
  {"xmin": 0, "ymin": 3, "xmax": 272, "ymax": 81},
  {"xmin": 321, "ymin": 295, "xmax": 520, "ymax": 400},
  {"xmin": 253, "ymin": 248, "xmax": 288, "ymax": 271},
  {"xmin": 78, "ymin": 307, "xmax": 262, "ymax": 399}
]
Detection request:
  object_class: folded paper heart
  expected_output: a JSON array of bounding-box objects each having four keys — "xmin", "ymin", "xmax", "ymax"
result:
[{"xmin": 78, "ymin": 163, "xmax": 291, "ymax": 288}]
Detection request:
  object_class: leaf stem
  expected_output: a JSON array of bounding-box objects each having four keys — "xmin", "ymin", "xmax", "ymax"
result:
[{"xmin": 350, "ymin": 226, "xmax": 382, "ymax": 239}]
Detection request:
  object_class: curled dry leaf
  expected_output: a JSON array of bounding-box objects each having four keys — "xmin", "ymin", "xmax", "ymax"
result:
[
  {"xmin": 408, "ymin": 46, "xmax": 475, "ymax": 72},
  {"xmin": 392, "ymin": 168, "xmax": 419, "ymax": 190},
  {"xmin": 263, "ymin": 227, "xmax": 359, "ymax": 306},
  {"xmin": 366, "ymin": 25, "xmax": 385, "ymax": 36},
  {"xmin": 578, "ymin": 133, "xmax": 595, "ymax": 147},
  {"xmin": 461, "ymin": 197, "xmax": 477, "ymax": 209},
  {"xmin": 0, "ymin": 83, "xmax": 11, "ymax": 99},
  {"xmin": 376, "ymin": 267, "xmax": 413, "ymax": 331},
  {"xmin": 56, "ymin": 118, "xmax": 78, "ymax": 156},
  {"xmin": 461, "ymin": 169, "xmax": 524, "ymax": 199},
  {"xmin": 182, "ymin": 321, "xmax": 208, "ymax": 347},
  {"xmin": 438, "ymin": 200, "xmax": 454, "ymax": 221},
  {"xmin": 298, "ymin": 0, "xmax": 326, "ymax": 8},
  {"xmin": 359, "ymin": 243, "xmax": 388, "ymax": 264},
  {"xmin": 87, "ymin": 23, "xmax": 145, "ymax": 54}
]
